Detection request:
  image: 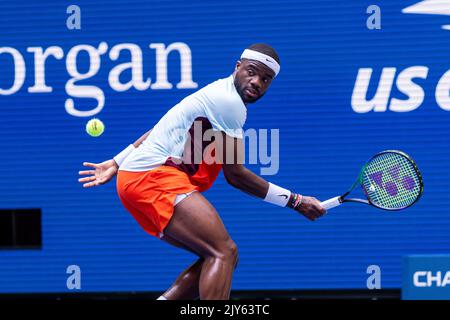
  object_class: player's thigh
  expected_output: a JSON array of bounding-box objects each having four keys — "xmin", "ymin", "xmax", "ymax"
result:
[
  {"xmin": 163, "ymin": 191, "xmax": 235, "ymax": 258},
  {"xmin": 161, "ymin": 234, "xmax": 200, "ymax": 257}
]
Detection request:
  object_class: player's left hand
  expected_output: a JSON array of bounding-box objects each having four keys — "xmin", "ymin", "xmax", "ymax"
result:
[{"xmin": 78, "ymin": 159, "xmax": 119, "ymax": 188}]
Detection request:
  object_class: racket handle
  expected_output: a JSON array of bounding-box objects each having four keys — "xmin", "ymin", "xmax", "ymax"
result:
[{"xmin": 320, "ymin": 196, "xmax": 342, "ymax": 210}]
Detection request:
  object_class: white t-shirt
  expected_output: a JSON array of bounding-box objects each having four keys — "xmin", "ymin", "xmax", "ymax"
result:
[{"xmin": 120, "ymin": 75, "xmax": 247, "ymax": 172}]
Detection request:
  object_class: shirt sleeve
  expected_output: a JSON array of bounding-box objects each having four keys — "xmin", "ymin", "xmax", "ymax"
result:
[
  {"xmin": 207, "ymin": 102, "xmax": 246, "ymax": 139},
  {"xmin": 200, "ymin": 76, "xmax": 247, "ymax": 139}
]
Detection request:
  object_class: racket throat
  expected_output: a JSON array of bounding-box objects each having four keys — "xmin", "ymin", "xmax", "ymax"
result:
[{"xmin": 344, "ymin": 198, "xmax": 370, "ymax": 205}]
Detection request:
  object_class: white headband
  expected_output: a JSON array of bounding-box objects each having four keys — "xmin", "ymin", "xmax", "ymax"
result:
[{"xmin": 240, "ymin": 49, "xmax": 280, "ymax": 77}]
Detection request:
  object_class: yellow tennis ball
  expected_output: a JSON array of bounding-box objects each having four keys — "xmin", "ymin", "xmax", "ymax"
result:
[{"xmin": 86, "ymin": 118, "xmax": 105, "ymax": 137}]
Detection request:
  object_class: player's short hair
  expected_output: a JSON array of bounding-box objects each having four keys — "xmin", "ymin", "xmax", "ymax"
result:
[{"xmin": 246, "ymin": 43, "xmax": 280, "ymax": 65}]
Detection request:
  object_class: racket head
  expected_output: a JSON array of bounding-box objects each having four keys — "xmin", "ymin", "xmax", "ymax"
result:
[{"xmin": 358, "ymin": 150, "xmax": 424, "ymax": 211}]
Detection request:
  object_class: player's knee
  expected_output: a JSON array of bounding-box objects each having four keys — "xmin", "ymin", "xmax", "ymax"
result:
[
  {"xmin": 205, "ymin": 239, "xmax": 238, "ymax": 266},
  {"xmin": 222, "ymin": 240, "xmax": 238, "ymax": 266}
]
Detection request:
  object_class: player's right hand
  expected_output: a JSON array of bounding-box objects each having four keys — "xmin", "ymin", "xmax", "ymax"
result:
[
  {"xmin": 295, "ymin": 196, "xmax": 327, "ymax": 221},
  {"xmin": 78, "ymin": 159, "xmax": 119, "ymax": 188}
]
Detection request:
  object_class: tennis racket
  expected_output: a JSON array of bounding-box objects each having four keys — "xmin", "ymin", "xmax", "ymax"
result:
[{"xmin": 320, "ymin": 150, "xmax": 423, "ymax": 211}]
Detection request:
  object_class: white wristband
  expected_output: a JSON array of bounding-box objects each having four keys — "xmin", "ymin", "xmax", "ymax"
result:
[
  {"xmin": 113, "ymin": 144, "xmax": 135, "ymax": 167},
  {"xmin": 264, "ymin": 182, "xmax": 291, "ymax": 207}
]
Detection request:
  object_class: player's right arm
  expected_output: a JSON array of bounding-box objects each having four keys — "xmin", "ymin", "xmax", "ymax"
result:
[
  {"xmin": 218, "ymin": 132, "xmax": 325, "ymax": 221},
  {"xmin": 78, "ymin": 129, "xmax": 153, "ymax": 188}
]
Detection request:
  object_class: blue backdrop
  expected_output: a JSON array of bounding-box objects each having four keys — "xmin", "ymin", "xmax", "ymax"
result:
[{"xmin": 0, "ymin": 0, "xmax": 449, "ymax": 293}]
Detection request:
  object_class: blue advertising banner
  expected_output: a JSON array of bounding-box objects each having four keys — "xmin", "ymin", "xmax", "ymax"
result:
[
  {"xmin": 0, "ymin": 0, "xmax": 449, "ymax": 294},
  {"xmin": 403, "ymin": 255, "xmax": 450, "ymax": 300}
]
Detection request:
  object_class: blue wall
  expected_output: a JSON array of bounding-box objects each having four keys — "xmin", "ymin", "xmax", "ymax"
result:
[{"xmin": 0, "ymin": 0, "xmax": 449, "ymax": 293}]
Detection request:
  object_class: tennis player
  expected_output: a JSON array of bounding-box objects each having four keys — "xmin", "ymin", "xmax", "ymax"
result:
[{"xmin": 78, "ymin": 44, "xmax": 326, "ymax": 300}]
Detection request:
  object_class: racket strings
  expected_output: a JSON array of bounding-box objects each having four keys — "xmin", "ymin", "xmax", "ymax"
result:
[
  {"xmin": 362, "ymin": 152, "xmax": 422, "ymax": 209},
  {"xmin": 367, "ymin": 156, "xmax": 419, "ymax": 208},
  {"xmin": 365, "ymin": 154, "xmax": 421, "ymax": 208}
]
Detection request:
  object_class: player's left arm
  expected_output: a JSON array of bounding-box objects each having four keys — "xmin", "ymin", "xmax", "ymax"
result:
[
  {"xmin": 219, "ymin": 132, "xmax": 326, "ymax": 221},
  {"xmin": 78, "ymin": 128, "xmax": 153, "ymax": 188}
]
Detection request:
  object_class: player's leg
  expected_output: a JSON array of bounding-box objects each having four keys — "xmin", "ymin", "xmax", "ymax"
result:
[
  {"xmin": 160, "ymin": 257, "xmax": 204, "ymax": 300},
  {"xmin": 163, "ymin": 191, "xmax": 238, "ymax": 300},
  {"xmin": 117, "ymin": 172, "xmax": 207, "ymax": 300},
  {"xmin": 159, "ymin": 234, "xmax": 204, "ymax": 300}
]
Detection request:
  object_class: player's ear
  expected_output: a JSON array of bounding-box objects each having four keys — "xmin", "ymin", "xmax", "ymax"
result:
[{"xmin": 235, "ymin": 60, "xmax": 241, "ymax": 71}]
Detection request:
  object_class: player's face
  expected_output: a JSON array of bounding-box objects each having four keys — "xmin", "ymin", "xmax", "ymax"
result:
[{"xmin": 233, "ymin": 59, "xmax": 275, "ymax": 104}]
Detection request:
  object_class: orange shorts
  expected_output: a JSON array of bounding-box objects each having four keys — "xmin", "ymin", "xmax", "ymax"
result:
[{"xmin": 116, "ymin": 166, "xmax": 200, "ymax": 238}]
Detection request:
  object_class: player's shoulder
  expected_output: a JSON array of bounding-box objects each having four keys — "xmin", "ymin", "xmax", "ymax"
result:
[{"xmin": 202, "ymin": 75, "xmax": 246, "ymax": 113}]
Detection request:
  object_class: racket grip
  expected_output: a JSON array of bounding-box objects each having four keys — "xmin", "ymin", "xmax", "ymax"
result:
[{"xmin": 320, "ymin": 196, "xmax": 342, "ymax": 210}]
